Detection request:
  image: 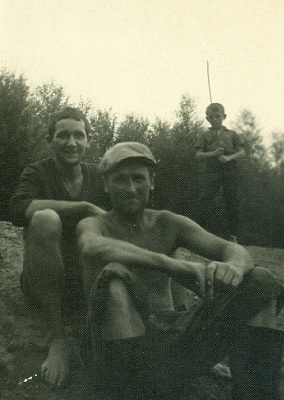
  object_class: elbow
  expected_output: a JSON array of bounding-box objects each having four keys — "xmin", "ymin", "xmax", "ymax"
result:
[
  {"xmin": 78, "ymin": 234, "xmax": 109, "ymax": 260},
  {"xmin": 78, "ymin": 236, "xmax": 94, "ymax": 257}
]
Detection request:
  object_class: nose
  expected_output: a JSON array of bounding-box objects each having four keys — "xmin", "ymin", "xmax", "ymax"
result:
[
  {"xmin": 125, "ymin": 179, "xmax": 136, "ymax": 192},
  {"xmin": 66, "ymin": 134, "xmax": 76, "ymax": 146}
]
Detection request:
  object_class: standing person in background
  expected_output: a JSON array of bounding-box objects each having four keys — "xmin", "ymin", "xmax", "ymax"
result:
[
  {"xmin": 9, "ymin": 107, "xmax": 107, "ymax": 387},
  {"xmin": 196, "ymin": 103, "xmax": 245, "ymax": 243}
]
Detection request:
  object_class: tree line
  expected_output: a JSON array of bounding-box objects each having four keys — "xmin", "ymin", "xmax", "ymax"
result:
[{"xmin": 1, "ymin": 69, "xmax": 283, "ymax": 247}]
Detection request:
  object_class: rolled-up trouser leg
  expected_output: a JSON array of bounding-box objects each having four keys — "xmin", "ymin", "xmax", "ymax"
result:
[{"xmin": 177, "ymin": 267, "xmax": 282, "ymax": 346}]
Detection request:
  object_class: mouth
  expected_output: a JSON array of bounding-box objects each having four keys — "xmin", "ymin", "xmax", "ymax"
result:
[
  {"xmin": 63, "ymin": 151, "xmax": 79, "ymax": 156},
  {"xmin": 122, "ymin": 197, "xmax": 141, "ymax": 207},
  {"xmin": 124, "ymin": 197, "xmax": 139, "ymax": 203}
]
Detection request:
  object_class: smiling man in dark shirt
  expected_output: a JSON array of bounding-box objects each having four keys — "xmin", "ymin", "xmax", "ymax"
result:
[{"xmin": 9, "ymin": 107, "xmax": 107, "ymax": 387}]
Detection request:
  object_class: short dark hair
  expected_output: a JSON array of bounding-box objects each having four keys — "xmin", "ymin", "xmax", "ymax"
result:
[
  {"xmin": 206, "ymin": 103, "xmax": 225, "ymax": 115},
  {"xmin": 47, "ymin": 107, "xmax": 92, "ymax": 139}
]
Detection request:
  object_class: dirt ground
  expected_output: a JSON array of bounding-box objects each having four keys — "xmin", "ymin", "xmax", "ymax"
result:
[{"xmin": 0, "ymin": 221, "xmax": 283, "ymax": 400}]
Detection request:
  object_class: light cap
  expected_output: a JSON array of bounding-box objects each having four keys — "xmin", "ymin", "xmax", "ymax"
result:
[{"xmin": 99, "ymin": 141, "xmax": 157, "ymax": 173}]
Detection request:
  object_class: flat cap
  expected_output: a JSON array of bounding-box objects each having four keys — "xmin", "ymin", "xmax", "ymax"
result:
[{"xmin": 99, "ymin": 141, "xmax": 157, "ymax": 173}]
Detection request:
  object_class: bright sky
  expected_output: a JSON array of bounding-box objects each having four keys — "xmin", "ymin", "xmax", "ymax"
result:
[{"xmin": 1, "ymin": 0, "xmax": 284, "ymax": 145}]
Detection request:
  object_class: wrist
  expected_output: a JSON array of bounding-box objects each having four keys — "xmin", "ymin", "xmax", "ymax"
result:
[{"xmin": 156, "ymin": 253, "xmax": 172, "ymax": 273}]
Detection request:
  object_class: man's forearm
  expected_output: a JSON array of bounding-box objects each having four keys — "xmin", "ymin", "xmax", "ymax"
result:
[
  {"xmin": 227, "ymin": 148, "xmax": 245, "ymax": 161},
  {"xmin": 25, "ymin": 200, "xmax": 105, "ymax": 222},
  {"xmin": 221, "ymin": 242, "xmax": 254, "ymax": 274},
  {"xmin": 196, "ymin": 150, "xmax": 217, "ymax": 160},
  {"xmin": 79, "ymin": 233, "xmax": 205, "ymax": 292}
]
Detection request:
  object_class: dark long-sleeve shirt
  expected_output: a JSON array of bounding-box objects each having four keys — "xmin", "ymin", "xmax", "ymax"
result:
[{"xmin": 9, "ymin": 158, "xmax": 108, "ymax": 232}]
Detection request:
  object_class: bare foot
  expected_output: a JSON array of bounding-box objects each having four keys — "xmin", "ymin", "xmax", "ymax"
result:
[
  {"xmin": 41, "ymin": 337, "xmax": 70, "ymax": 387},
  {"xmin": 211, "ymin": 362, "xmax": 232, "ymax": 380}
]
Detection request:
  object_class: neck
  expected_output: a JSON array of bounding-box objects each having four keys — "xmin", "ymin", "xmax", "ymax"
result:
[
  {"xmin": 54, "ymin": 159, "xmax": 82, "ymax": 180},
  {"xmin": 211, "ymin": 125, "xmax": 223, "ymax": 131}
]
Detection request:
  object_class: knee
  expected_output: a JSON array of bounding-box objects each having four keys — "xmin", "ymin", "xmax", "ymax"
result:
[
  {"xmin": 108, "ymin": 278, "xmax": 130, "ymax": 309},
  {"xmin": 28, "ymin": 209, "xmax": 62, "ymax": 242}
]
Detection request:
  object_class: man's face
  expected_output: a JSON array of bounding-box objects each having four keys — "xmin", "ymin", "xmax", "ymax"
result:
[
  {"xmin": 206, "ymin": 109, "xmax": 226, "ymax": 130},
  {"xmin": 104, "ymin": 161, "xmax": 154, "ymax": 216},
  {"xmin": 50, "ymin": 119, "xmax": 89, "ymax": 166}
]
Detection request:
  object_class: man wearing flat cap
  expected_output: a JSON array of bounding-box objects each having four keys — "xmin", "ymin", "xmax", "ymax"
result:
[{"xmin": 77, "ymin": 141, "xmax": 284, "ymax": 400}]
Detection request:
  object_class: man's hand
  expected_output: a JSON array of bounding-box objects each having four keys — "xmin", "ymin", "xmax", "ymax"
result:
[
  {"xmin": 218, "ymin": 155, "xmax": 231, "ymax": 163},
  {"xmin": 85, "ymin": 202, "xmax": 106, "ymax": 217},
  {"xmin": 169, "ymin": 259, "xmax": 206, "ymax": 298},
  {"xmin": 205, "ymin": 261, "xmax": 244, "ymax": 299},
  {"xmin": 212, "ymin": 147, "xmax": 224, "ymax": 157}
]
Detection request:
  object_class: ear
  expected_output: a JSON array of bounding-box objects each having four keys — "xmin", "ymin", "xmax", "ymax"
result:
[
  {"xmin": 223, "ymin": 114, "xmax": 227, "ymax": 120},
  {"xmin": 150, "ymin": 173, "xmax": 155, "ymax": 191},
  {"xmin": 206, "ymin": 116, "xmax": 209, "ymax": 122}
]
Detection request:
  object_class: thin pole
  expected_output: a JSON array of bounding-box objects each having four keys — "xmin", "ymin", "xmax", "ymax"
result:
[{"xmin": 207, "ymin": 61, "xmax": 213, "ymax": 103}]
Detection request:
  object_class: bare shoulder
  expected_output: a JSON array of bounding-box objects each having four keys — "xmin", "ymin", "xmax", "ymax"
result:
[
  {"xmin": 145, "ymin": 209, "xmax": 196, "ymax": 232},
  {"xmin": 77, "ymin": 213, "xmax": 110, "ymax": 233}
]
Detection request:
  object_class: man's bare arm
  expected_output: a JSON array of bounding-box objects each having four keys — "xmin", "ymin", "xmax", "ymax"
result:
[
  {"xmin": 172, "ymin": 213, "xmax": 254, "ymax": 291},
  {"xmin": 196, "ymin": 148, "xmax": 224, "ymax": 160},
  {"xmin": 218, "ymin": 147, "xmax": 245, "ymax": 163},
  {"xmin": 77, "ymin": 217, "xmax": 206, "ymax": 296},
  {"xmin": 25, "ymin": 200, "xmax": 105, "ymax": 222}
]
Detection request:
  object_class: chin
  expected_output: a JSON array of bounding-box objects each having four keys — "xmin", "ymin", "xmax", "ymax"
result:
[{"xmin": 119, "ymin": 206, "xmax": 142, "ymax": 216}]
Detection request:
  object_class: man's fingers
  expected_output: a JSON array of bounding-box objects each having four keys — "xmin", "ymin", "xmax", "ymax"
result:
[
  {"xmin": 206, "ymin": 263, "xmax": 216, "ymax": 285},
  {"xmin": 231, "ymin": 274, "xmax": 242, "ymax": 288},
  {"xmin": 196, "ymin": 267, "xmax": 206, "ymax": 298},
  {"xmin": 206, "ymin": 263, "xmax": 216, "ymax": 298}
]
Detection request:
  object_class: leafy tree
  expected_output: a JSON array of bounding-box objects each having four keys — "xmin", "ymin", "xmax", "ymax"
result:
[
  {"xmin": 115, "ymin": 114, "xmax": 150, "ymax": 144},
  {"xmin": 268, "ymin": 132, "xmax": 284, "ymax": 247},
  {"xmin": 270, "ymin": 131, "xmax": 284, "ymax": 173},
  {"xmin": 150, "ymin": 95, "xmax": 203, "ymax": 217},
  {"xmin": 88, "ymin": 109, "xmax": 116, "ymax": 163},
  {"xmin": 0, "ymin": 69, "xmax": 31, "ymax": 218},
  {"xmin": 27, "ymin": 82, "xmax": 69, "ymax": 162},
  {"xmin": 231, "ymin": 110, "xmax": 273, "ymax": 245},
  {"xmin": 232, "ymin": 109, "xmax": 268, "ymax": 166}
]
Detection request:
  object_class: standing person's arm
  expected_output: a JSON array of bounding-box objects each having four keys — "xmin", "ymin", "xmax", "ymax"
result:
[
  {"xmin": 196, "ymin": 148, "xmax": 225, "ymax": 160},
  {"xmin": 218, "ymin": 147, "xmax": 245, "ymax": 163},
  {"xmin": 218, "ymin": 131, "xmax": 245, "ymax": 163},
  {"xmin": 195, "ymin": 131, "xmax": 224, "ymax": 160}
]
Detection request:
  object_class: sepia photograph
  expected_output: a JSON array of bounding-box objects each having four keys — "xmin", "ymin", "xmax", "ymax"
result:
[{"xmin": 0, "ymin": 1, "xmax": 284, "ymax": 399}]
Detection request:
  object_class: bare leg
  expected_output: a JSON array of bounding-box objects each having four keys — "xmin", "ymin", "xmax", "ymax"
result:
[
  {"xmin": 85, "ymin": 275, "xmax": 146, "ymax": 393},
  {"xmin": 101, "ymin": 278, "xmax": 145, "ymax": 340},
  {"xmin": 24, "ymin": 210, "xmax": 69, "ymax": 387}
]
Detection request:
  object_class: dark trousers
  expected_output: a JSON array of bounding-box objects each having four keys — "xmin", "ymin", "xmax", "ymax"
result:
[
  {"xmin": 83, "ymin": 268, "xmax": 283, "ymax": 400},
  {"xmin": 151, "ymin": 268, "xmax": 283, "ymax": 399},
  {"xmin": 196, "ymin": 172, "xmax": 240, "ymax": 236}
]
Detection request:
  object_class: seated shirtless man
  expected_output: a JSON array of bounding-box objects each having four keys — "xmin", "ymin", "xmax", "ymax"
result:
[
  {"xmin": 9, "ymin": 107, "xmax": 107, "ymax": 387},
  {"xmin": 77, "ymin": 141, "xmax": 284, "ymax": 400}
]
